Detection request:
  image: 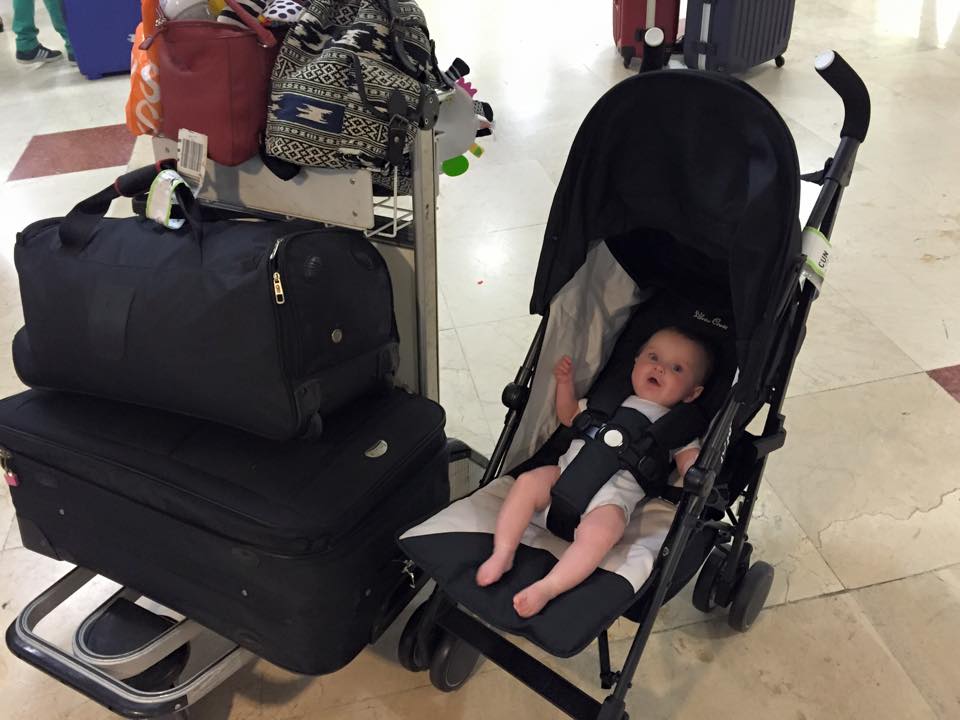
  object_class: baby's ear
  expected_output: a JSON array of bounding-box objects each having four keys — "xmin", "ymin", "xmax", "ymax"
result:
[{"xmin": 684, "ymin": 385, "xmax": 704, "ymax": 403}]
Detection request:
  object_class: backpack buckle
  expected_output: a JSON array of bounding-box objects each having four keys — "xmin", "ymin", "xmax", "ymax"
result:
[
  {"xmin": 386, "ymin": 91, "xmax": 411, "ymax": 167},
  {"xmin": 386, "ymin": 117, "xmax": 407, "ymax": 168}
]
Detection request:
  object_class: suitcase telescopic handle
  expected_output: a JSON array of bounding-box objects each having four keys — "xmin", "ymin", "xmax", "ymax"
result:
[
  {"xmin": 815, "ymin": 50, "xmax": 870, "ymax": 143},
  {"xmin": 60, "ymin": 160, "xmax": 203, "ymax": 250}
]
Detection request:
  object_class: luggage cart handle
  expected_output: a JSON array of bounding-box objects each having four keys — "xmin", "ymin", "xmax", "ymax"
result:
[{"xmin": 815, "ymin": 50, "xmax": 871, "ymax": 143}]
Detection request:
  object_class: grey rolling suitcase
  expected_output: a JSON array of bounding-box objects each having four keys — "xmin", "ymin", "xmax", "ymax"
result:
[{"xmin": 684, "ymin": 0, "xmax": 794, "ymax": 73}]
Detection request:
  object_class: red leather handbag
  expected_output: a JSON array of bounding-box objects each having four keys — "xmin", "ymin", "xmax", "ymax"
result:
[{"xmin": 143, "ymin": 0, "xmax": 279, "ymax": 166}]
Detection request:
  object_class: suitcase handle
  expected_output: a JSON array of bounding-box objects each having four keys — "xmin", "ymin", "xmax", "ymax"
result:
[
  {"xmin": 815, "ymin": 50, "xmax": 870, "ymax": 143},
  {"xmin": 60, "ymin": 160, "xmax": 204, "ymax": 250}
]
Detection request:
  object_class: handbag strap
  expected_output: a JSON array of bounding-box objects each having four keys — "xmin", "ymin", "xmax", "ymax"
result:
[
  {"xmin": 380, "ymin": 0, "xmax": 423, "ymax": 80},
  {"xmin": 222, "ymin": 0, "xmax": 277, "ymax": 48},
  {"xmin": 61, "ymin": 160, "xmax": 204, "ymax": 250}
]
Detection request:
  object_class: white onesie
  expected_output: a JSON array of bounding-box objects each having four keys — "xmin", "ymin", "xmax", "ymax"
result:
[{"xmin": 533, "ymin": 396, "xmax": 699, "ymax": 527}]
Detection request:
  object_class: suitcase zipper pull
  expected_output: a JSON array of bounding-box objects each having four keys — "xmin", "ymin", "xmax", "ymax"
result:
[
  {"xmin": 273, "ymin": 271, "xmax": 286, "ymax": 305},
  {"xmin": 271, "ymin": 238, "xmax": 287, "ymax": 305},
  {"xmin": 1, "ymin": 448, "xmax": 19, "ymax": 487}
]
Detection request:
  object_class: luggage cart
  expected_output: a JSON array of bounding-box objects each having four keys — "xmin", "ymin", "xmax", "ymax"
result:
[{"xmin": 5, "ymin": 128, "xmax": 445, "ymax": 718}]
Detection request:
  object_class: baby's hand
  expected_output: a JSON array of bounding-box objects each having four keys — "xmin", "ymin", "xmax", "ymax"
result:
[{"xmin": 553, "ymin": 355, "xmax": 574, "ymax": 383}]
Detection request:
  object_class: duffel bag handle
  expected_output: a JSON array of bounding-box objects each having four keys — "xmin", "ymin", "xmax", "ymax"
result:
[
  {"xmin": 381, "ymin": 0, "xmax": 431, "ymax": 81},
  {"xmin": 223, "ymin": 0, "xmax": 277, "ymax": 48},
  {"xmin": 61, "ymin": 160, "xmax": 204, "ymax": 250}
]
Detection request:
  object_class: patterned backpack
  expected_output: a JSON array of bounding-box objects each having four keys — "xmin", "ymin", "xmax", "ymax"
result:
[{"xmin": 265, "ymin": 0, "xmax": 456, "ymax": 191}]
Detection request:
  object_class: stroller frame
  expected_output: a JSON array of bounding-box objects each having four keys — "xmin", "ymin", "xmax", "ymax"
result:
[
  {"xmin": 402, "ymin": 52, "xmax": 870, "ymax": 720},
  {"xmin": 4, "ymin": 128, "xmax": 442, "ymax": 718}
]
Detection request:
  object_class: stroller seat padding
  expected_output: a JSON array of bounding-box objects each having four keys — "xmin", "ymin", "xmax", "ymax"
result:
[{"xmin": 399, "ymin": 475, "xmax": 678, "ymax": 657}]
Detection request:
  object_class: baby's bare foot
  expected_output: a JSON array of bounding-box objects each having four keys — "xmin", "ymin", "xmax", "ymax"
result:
[
  {"xmin": 476, "ymin": 552, "xmax": 514, "ymax": 587},
  {"xmin": 513, "ymin": 581, "xmax": 559, "ymax": 618}
]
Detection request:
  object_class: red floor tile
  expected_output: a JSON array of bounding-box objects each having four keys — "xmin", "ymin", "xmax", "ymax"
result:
[
  {"xmin": 929, "ymin": 365, "xmax": 960, "ymax": 402},
  {"xmin": 8, "ymin": 124, "xmax": 135, "ymax": 181}
]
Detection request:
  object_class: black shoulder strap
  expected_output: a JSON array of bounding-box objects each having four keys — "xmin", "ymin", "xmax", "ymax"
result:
[
  {"xmin": 646, "ymin": 402, "xmax": 706, "ymax": 452},
  {"xmin": 586, "ymin": 377, "xmax": 631, "ymax": 417}
]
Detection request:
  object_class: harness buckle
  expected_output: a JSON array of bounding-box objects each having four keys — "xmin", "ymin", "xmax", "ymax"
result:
[{"xmin": 597, "ymin": 423, "xmax": 628, "ymax": 448}]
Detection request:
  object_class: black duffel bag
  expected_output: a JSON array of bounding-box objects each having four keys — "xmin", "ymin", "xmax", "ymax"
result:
[{"xmin": 12, "ymin": 163, "xmax": 399, "ymax": 440}]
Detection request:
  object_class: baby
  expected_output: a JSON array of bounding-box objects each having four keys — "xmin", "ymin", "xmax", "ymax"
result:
[{"xmin": 476, "ymin": 327, "xmax": 713, "ymax": 617}]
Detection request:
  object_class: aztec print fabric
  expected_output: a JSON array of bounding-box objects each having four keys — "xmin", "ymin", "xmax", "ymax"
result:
[{"xmin": 266, "ymin": 0, "xmax": 441, "ymax": 190}]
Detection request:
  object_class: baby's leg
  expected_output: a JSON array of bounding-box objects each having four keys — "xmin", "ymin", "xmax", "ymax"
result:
[
  {"xmin": 513, "ymin": 504, "xmax": 627, "ymax": 617},
  {"xmin": 476, "ymin": 465, "xmax": 561, "ymax": 586}
]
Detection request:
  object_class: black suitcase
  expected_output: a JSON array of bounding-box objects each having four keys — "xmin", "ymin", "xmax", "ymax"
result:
[
  {"xmin": 0, "ymin": 388, "xmax": 448, "ymax": 675},
  {"xmin": 684, "ymin": 0, "xmax": 794, "ymax": 73},
  {"xmin": 14, "ymin": 164, "xmax": 399, "ymax": 441}
]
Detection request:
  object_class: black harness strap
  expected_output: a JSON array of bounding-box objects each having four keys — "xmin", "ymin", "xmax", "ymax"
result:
[
  {"xmin": 546, "ymin": 406, "xmax": 652, "ymax": 540},
  {"xmin": 545, "ymin": 399, "xmax": 706, "ymax": 542}
]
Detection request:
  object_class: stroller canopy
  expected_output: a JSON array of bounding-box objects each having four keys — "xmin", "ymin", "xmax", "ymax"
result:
[{"xmin": 532, "ymin": 70, "xmax": 802, "ymax": 400}]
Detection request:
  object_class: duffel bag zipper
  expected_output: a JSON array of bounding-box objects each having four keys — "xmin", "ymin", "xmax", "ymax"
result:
[
  {"xmin": 269, "ymin": 234, "xmax": 308, "ymax": 428},
  {"xmin": 270, "ymin": 238, "xmax": 286, "ymax": 305}
]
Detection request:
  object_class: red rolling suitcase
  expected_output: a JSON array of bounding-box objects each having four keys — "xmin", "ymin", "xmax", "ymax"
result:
[{"xmin": 613, "ymin": 0, "xmax": 681, "ymax": 67}]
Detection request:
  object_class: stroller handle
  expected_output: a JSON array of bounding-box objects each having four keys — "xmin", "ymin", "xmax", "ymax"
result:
[{"xmin": 815, "ymin": 50, "xmax": 871, "ymax": 143}]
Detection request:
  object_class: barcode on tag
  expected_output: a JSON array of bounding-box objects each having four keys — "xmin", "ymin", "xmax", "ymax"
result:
[{"xmin": 177, "ymin": 129, "xmax": 208, "ymax": 191}]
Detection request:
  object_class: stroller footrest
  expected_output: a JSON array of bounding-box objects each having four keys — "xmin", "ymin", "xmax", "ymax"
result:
[{"xmin": 438, "ymin": 606, "xmax": 601, "ymax": 720}]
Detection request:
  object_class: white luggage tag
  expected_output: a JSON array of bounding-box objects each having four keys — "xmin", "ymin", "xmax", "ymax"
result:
[
  {"xmin": 176, "ymin": 128, "xmax": 208, "ymax": 193},
  {"xmin": 801, "ymin": 226, "xmax": 831, "ymax": 291}
]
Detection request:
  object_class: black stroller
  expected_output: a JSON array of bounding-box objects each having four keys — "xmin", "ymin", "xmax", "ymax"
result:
[{"xmin": 397, "ymin": 52, "xmax": 870, "ymax": 719}]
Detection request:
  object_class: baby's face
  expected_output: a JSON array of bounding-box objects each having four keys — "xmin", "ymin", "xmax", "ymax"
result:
[{"xmin": 631, "ymin": 330, "xmax": 706, "ymax": 407}]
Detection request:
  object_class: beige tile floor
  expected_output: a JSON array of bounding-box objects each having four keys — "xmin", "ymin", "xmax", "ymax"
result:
[{"xmin": 1, "ymin": 0, "xmax": 960, "ymax": 717}]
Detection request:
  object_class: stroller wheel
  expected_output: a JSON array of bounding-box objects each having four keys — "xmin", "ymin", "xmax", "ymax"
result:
[
  {"xmin": 428, "ymin": 632, "xmax": 482, "ymax": 692},
  {"xmin": 692, "ymin": 546, "xmax": 728, "ymax": 613},
  {"xmin": 728, "ymin": 561, "xmax": 775, "ymax": 632},
  {"xmin": 398, "ymin": 603, "xmax": 440, "ymax": 672}
]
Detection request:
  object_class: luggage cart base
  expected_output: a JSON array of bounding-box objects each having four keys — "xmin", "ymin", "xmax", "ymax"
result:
[{"xmin": 6, "ymin": 567, "xmax": 254, "ymax": 719}]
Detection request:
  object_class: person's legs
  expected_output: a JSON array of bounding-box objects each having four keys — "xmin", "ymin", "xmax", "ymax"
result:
[
  {"xmin": 41, "ymin": 0, "xmax": 71, "ymax": 55},
  {"xmin": 513, "ymin": 504, "xmax": 626, "ymax": 618},
  {"xmin": 12, "ymin": 0, "xmax": 40, "ymax": 53},
  {"xmin": 476, "ymin": 465, "xmax": 561, "ymax": 587}
]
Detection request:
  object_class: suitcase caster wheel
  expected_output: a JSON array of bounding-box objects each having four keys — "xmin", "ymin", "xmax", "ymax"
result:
[
  {"xmin": 398, "ymin": 603, "xmax": 440, "ymax": 672},
  {"xmin": 728, "ymin": 561, "xmax": 774, "ymax": 632},
  {"xmin": 775, "ymin": 55, "xmax": 786, "ymax": 68},
  {"xmin": 692, "ymin": 546, "xmax": 729, "ymax": 613},
  {"xmin": 620, "ymin": 46, "xmax": 636, "ymax": 68},
  {"xmin": 428, "ymin": 632, "xmax": 482, "ymax": 692}
]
